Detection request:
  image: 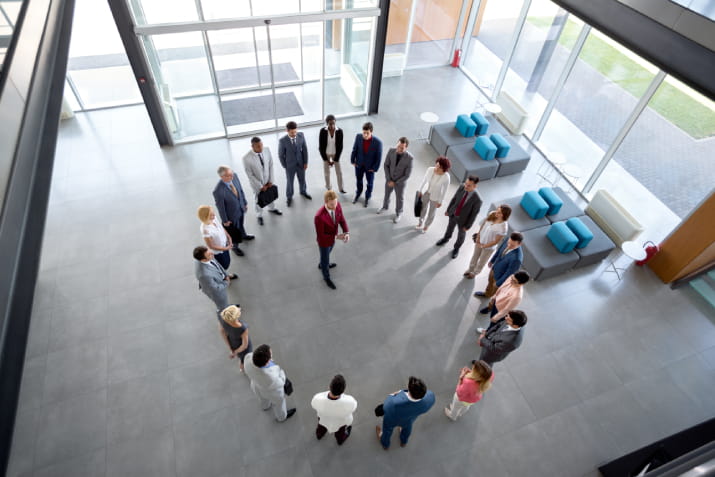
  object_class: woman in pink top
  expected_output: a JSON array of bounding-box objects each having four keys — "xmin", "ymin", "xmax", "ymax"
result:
[{"xmin": 444, "ymin": 360, "xmax": 493, "ymax": 421}]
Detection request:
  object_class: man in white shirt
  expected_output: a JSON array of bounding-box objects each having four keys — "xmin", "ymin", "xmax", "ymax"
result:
[
  {"xmin": 243, "ymin": 137, "xmax": 283, "ymax": 226},
  {"xmin": 311, "ymin": 374, "xmax": 357, "ymax": 445}
]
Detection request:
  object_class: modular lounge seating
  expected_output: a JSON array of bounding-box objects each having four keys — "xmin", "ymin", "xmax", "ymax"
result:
[
  {"xmin": 428, "ymin": 114, "xmax": 509, "ymax": 156},
  {"xmin": 446, "ymin": 132, "xmax": 532, "ymax": 182}
]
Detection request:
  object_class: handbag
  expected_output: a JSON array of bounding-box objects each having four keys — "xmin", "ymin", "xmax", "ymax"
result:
[
  {"xmin": 283, "ymin": 378, "xmax": 294, "ymax": 396},
  {"xmin": 374, "ymin": 403, "xmax": 384, "ymax": 417},
  {"xmin": 413, "ymin": 191, "xmax": 423, "ymax": 217},
  {"xmin": 257, "ymin": 185, "xmax": 279, "ymax": 208}
]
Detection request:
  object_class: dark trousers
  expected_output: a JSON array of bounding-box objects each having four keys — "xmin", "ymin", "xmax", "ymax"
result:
[
  {"xmin": 381, "ymin": 420, "xmax": 413, "ymax": 448},
  {"xmin": 442, "ymin": 215, "xmax": 467, "ymax": 250},
  {"xmin": 214, "ymin": 250, "xmax": 230, "ymax": 269},
  {"xmin": 485, "ymin": 306, "xmax": 500, "ymax": 333},
  {"xmin": 286, "ymin": 166, "xmax": 307, "ymax": 199},
  {"xmin": 316, "ymin": 423, "xmax": 351, "ymax": 445},
  {"xmin": 319, "ymin": 245, "xmax": 334, "ymax": 280},
  {"xmin": 354, "ymin": 165, "xmax": 375, "ymax": 199},
  {"xmin": 223, "ymin": 220, "xmax": 246, "ymax": 245}
]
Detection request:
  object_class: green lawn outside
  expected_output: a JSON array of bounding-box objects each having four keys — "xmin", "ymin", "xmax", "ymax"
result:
[{"xmin": 527, "ymin": 16, "xmax": 715, "ymax": 139}]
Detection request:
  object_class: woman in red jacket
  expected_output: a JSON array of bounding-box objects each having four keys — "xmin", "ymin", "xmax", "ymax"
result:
[{"xmin": 444, "ymin": 360, "xmax": 493, "ymax": 421}]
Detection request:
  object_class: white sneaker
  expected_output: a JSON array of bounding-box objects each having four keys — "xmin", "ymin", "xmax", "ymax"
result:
[
  {"xmin": 476, "ymin": 327, "xmax": 486, "ymax": 333},
  {"xmin": 393, "ymin": 214, "xmax": 402, "ymax": 223},
  {"xmin": 376, "ymin": 207, "xmax": 386, "ymax": 215}
]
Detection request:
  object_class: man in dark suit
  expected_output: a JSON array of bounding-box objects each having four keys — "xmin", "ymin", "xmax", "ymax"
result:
[
  {"xmin": 478, "ymin": 310, "xmax": 527, "ymax": 365},
  {"xmin": 213, "ymin": 165, "xmax": 254, "ymax": 257},
  {"xmin": 475, "ymin": 232, "xmax": 524, "ymax": 298},
  {"xmin": 314, "ymin": 190, "xmax": 349, "ymax": 290},
  {"xmin": 350, "ymin": 122, "xmax": 383, "ymax": 207},
  {"xmin": 278, "ymin": 121, "xmax": 311, "ymax": 207},
  {"xmin": 376, "ymin": 376, "xmax": 435, "ymax": 450},
  {"xmin": 318, "ymin": 114, "xmax": 345, "ymax": 193},
  {"xmin": 436, "ymin": 175, "xmax": 482, "ymax": 259},
  {"xmin": 377, "ymin": 137, "xmax": 413, "ymax": 223}
]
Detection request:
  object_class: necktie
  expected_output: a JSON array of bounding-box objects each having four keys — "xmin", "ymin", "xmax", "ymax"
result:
[
  {"xmin": 291, "ymin": 137, "xmax": 296, "ymax": 149},
  {"xmin": 455, "ymin": 192, "xmax": 468, "ymax": 216},
  {"xmin": 330, "ymin": 210, "xmax": 336, "ymax": 224},
  {"xmin": 230, "ymin": 184, "xmax": 238, "ymax": 197},
  {"xmin": 258, "ymin": 153, "xmax": 264, "ymax": 168},
  {"xmin": 211, "ymin": 260, "xmax": 224, "ymax": 276}
]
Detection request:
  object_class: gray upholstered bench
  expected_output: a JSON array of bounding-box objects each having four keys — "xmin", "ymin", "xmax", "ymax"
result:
[
  {"xmin": 490, "ymin": 199, "xmax": 549, "ymax": 232},
  {"xmin": 521, "ymin": 226, "xmax": 580, "ymax": 280},
  {"xmin": 447, "ymin": 143, "xmax": 500, "ymax": 182},
  {"xmin": 429, "ymin": 117, "xmax": 509, "ymax": 156},
  {"xmin": 495, "ymin": 136, "xmax": 532, "ymax": 177},
  {"xmin": 572, "ymin": 216, "xmax": 616, "ymax": 268}
]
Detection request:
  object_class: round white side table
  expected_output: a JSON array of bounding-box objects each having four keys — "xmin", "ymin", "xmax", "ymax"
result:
[
  {"xmin": 418, "ymin": 112, "xmax": 439, "ymax": 142},
  {"xmin": 607, "ymin": 240, "xmax": 647, "ymax": 280}
]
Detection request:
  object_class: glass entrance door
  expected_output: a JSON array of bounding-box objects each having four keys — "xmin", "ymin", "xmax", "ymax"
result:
[{"xmin": 207, "ymin": 21, "xmax": 324, "ymax": 136}]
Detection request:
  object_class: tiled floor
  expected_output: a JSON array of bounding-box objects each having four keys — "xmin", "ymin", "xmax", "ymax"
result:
[{"xmin": 7, "ymin": 67, "xmax": 715, "ymax": 477}]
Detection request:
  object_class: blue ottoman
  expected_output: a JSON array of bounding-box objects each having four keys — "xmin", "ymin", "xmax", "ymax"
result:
[
  {"xmin": 566, "ymin": 217, "xmax": 594, "ymax": 249},
  {"xmin": 490, "ymin": 133, "xmax": 511, "ymax": 158},
  {"xmin": 538, "ymin": 187, "xmax": 563, "ymax": 216},
  {"xmin": 473, "ymin": 136, "xmax": 497, "ymax": 161},
  {"xmin": 470, "ymin": 112, "xmax": 489, "ymax": 135},
  {"xmin": 547, "ymin": 222, "xmax": 579, "ymax": 253},
  {"xmin": 455, "ymin": 115, "xmax": 477, "ymax": 138},
  {"xmin": 495, "ymin": 136, "xmax": 531, "ymax": 177},
  {"xmin": 522, "ymin": 225, "xmax": 580, "ymax": 280},
  {"xmin": 446, "ymin": 143, "xmax": 500, "ymax": 182},
  {"xmin": 572, "ymin": 216, "xmax": 616, "ymax": 268},
  {"xmin": 520, "ymin": 191, "xmax": 549, "ymax": 219}
]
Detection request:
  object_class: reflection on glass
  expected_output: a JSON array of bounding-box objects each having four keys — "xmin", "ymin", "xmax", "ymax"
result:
[
  {"xmin": 594, "ymin": 77, "xmax": 715, "ymax": 222},
  {"xmin": 463, "ymin": 0, "xmax": 525, "ymax": 92},
  {"xmin": 67, "ymin": 0, "xmax": 142, "ymax": 108},
  {"xmin": 501, "ymin": 0, "xmax": 582, "ymax": 135},
  {"xmin": 208, "ymin": 28, "xmax": 263, "ymax": 92},
  {"xmin": 128, "ymin": 0, "xmax": 198, "ymax": 25},
  {"xmin": 143, "ymin": 32, "xmax": 223, "ymax": 140},
  {"xmin": 537, "ymin": 28, "xmax": 656, "ymax": 189}
]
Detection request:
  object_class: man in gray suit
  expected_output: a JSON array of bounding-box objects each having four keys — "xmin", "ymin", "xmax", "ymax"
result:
[
  {"xmin": 377, "ymin": 137, "xmax": 413, "ymax": 223},
  {"xmin": 243, "ymin": 136, "xmax": 283, "ymax": 226},
  {"xmin": 193, "ymin": 245, "xmax": 236, "ymax": 311},
  {"xmin": 278, "ymin": 121, "xmax": 312, "ymax": 207},
  {"xmin": 478, "ymin": 310, "xmax": 527, "ymax": 365},
  {"xmin": 436, "ymin": 175, "xmax": 482, "ymax": 259},
  {"xmin": 244, "ymin": 344, "xmax": 297, "ymax": 422}
]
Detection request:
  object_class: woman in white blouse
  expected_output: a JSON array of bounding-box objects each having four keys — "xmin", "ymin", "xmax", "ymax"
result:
[
  {"xmin": 197, "ymin": 205, "xmax": 236, "ymax": 276},
  {"xmin": 464, "ymin": 205, "xmax": 511, "ymax": 279},
  {"xmin": 416, "ymin": 156, "xmax": 451, "ymax": 234}
]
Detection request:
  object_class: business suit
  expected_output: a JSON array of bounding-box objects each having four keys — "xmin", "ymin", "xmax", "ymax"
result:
[
  {"xmin": 350, "ymin": 133, "xmax": 383, "ymax": 202},
  {"xmin": 213, "ymin": 175, "xmax": 249, "ymax": 245},
  {"xmin": 440, "ymin": 186, "xmax": 482, "ymax": 252},
  {"xmin": 381, "ymin": 148, "xmax": 413, "ymax": 215},
  {"xmin": 485, "ymin": 240, "xmax": 523, "ymax": 297},
  {"xmin": 479, "ymin": 319, "xmax": 524, "ymax": 365},
  {"xmin": 243, "ymin": 354, "xmax": 289, "ymax": 421},
  {"xmin": 194, "ymin": 259, "xmax": 229, "ymax": 311},
  {"xmin": 314, "ymin": 203, "xmax": 348, "ymax": 280},
  {"xmin": 242, "ymin": 147, "xmax": 278, "ymax": 218},
  {"xmin": 278, "ymin": 132, "xmax": 309, "ymax": 201},
  {"xmin": 380, "ymin": 390, "xmax": 435, "ymax": 448},
  {"xmin": 318, "ymin": 126, "xmax": 344, "ymax": 191}
]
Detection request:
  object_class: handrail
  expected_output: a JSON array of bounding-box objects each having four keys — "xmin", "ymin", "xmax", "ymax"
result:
[{"xmin": 670, "ymin": 261, "xmax": 715, "ymax": 289}]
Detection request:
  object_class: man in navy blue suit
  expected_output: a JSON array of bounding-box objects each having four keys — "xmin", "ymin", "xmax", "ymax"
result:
[
  {"xmin": 213, "ymin": 165, "xmax": 254, "ymax": 257},
  {"xmin": 475, "ymin": 232, "xmax": 524, "ymax": 299},
  {"xmin": 376, "ymin": 376, "xmax": 435, "ymax": 450},
  {"xmin": 350, "ymin": 122, "xmax": 383, "ymax": 208}
]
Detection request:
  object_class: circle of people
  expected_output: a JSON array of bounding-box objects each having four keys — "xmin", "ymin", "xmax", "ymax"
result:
[{"xmin": 191, "ymin": 116, "xmax": 530, "ymax": 448}]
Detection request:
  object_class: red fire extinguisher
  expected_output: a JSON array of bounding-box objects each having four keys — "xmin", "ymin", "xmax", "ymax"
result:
[
  {"xmin": 636, "ymin": 241, "xmax": 659, "ymax": 266},
  {"xmin": 451, "ymin": 49, "xmax": 462, "ymax": 68}
]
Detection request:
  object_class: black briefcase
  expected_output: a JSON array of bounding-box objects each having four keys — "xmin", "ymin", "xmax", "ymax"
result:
[
  {"xmin": 257, "ymin": 185, "xmax": 279, "ymax": 208},
  {"xmin": 413, "ymin": 191, "xmax": 423, "ymax": 217}
]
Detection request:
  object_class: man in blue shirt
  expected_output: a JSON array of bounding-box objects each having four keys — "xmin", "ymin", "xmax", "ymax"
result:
[
  {"xmin": 475, "ymin": 232, "xmax": 524, "ymax": 299},
  {"xmin": 376, "ymin": 376, "xmax": 435, "ymax": 450}
]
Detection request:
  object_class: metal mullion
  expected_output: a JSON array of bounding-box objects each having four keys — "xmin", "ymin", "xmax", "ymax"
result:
[
  {"xmin": 299, "ymin": 23, "xmax": 305, "ymax": 81},
  {"xmin": 265, "ymin": 20, "xmax": 278, "ymax": 128},
  {"xmin": 402, "ymin": 0, "xmax": 419, "ymax": 70},
  {"xmin": 461, "ymin": 0, "xmax": 482, "ymax": 59},
  {"xmin": 321, "ymin": 16, "xmax": 325, "ymax": 119},
  {"xmin": 492, "ymin": 0, "xmax": 531, "ymax": 100},
  {"xmin": 202, "ymin": 31, "xmax": 228, "ymax": 137},
  {"xmin": 65, "ymin": 74, "xmax": 86, "ymax": 110},
  {"xmin": 448, "ymin": 0, "xmax": 471, "ymax": 64},
  {"xmin": 364, "ymin": 15, "xmax": 377, "ymax": 115},
  {"xmin": 532, "ymin": 23, "xmax": 590, "ymax": 141},
  {"xmin": 582, "ymin": 70, "xmax": 666, "ymax": 193}
]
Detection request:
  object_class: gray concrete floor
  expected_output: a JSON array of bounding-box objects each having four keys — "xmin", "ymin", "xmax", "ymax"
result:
[{"xmin": 7, "ymin": 67, "xmax": 715, "ymax": 477}]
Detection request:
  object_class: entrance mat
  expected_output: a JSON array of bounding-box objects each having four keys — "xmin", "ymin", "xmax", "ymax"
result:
[
  {"xmin": 215, "ymin": 63, "xmax": 299, "ymax": 90},
  {"xmin": 221, "ymin": 92, "xmax": 304, "ymax": 126}
]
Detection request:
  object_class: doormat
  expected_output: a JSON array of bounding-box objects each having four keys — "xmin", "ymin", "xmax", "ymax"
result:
[
  {"xmin": 221, "ymin": 92, "xmax": 305, "ymax": 126},
  {"xmin": 215, "ymin": 63, "xmax": 300, "ymax": 90}
]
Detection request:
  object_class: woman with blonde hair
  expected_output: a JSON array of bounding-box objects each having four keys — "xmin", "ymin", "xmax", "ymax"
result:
[
  {"xmin": 219, "ymin": 305, "xmax": 252, "ymax": 372},
  {"xmin": 463, "ymin": 204, "xmax": 511, "ymax": 279},
  {"xmin": 197, "ymin": 204, "xmax": 236, "ymax": 277},
  {"xmin": 444, "ymin": 360, "xmax": 493, "ymax": 421}
]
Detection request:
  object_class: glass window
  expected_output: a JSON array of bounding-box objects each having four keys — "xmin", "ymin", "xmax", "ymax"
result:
[
  {"xmin": 500, "ymin": 0, "xmax": 582, "ymax": 136},
  {"xmin": 536, "ymin": 28, "xmax": 657, "ymax": 190},
  {"xmin": 590, "ymin": 76, "xmax": 715, "ymax": 227},
  {"xmin": 128, "ymin": 0, "xmax": 199, "ymax": 25},
  {"xmin": 67, "ymin": 0, "xmax": 142, "ymax": 109},
  {"xmin": 199, "ymin": 0, "xmax": 251, "ymax": 20},
  {"xmin": 251, "ymin": 0, "xmax": 300, "ymax": 17},
  {"xmin": 327, "ymin": 0, "xmax": 379, "ymax": 9}
]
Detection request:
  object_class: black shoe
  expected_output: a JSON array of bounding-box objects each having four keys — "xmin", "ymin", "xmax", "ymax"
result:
[
  {"xmin": 258, "ymin": 217, "xmax": 264, "ymax": 226},
  {"xmin": 285, "ymin": 408, "xmax": 297, "ymax": 420},
  {"xmin": 352, "ymin": 196, "xmax": 360, "ymax": 204},
  {"xmin": 451, "ymin": 249, "xmax": 459, "ymax": 259},
  {"xmin": 474, "ymin": 291, "xmax": 486, "ymax": 297},
  {"xmin": 287, "ymin": 198, "xmax": 293, "ymax": 207},
  {"xmin": 339, "ymin": 189, "xmax": 347, "ymax": 194},
  {"xmin": 364, "ymin": 199, "xmax": 369, "ymax": 208},
  {"xmin": 243, "ymin": 234, "xmax": 255, "ymax": 241},
  {"xmin": 233, "ymin": 247, "xmax": 245, "ymax": 257},
  {"xmin": 301, "ymin": 192, "xmax": 312, "ymax": 200},
  {"xmin": 317, "ymin": 263, "xmax": 337, "ymax": 269},
  {"xmin": 325, "ymin": 279, "xmax": 336, "ymax": 290},
  {"xmin": 269, "ymin": 209, "xmax": 283, "ymax": 215},
  {"xmin": 436, "ymin": 238, "xmax": 448, "ymax": 246},
  {"xmin": 479, "ymin": 307, "xmax": 490, "ymax": 314},
  {"xmin": 229, "ymin": 274, "xmax": 239, "ymax": 280}
]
